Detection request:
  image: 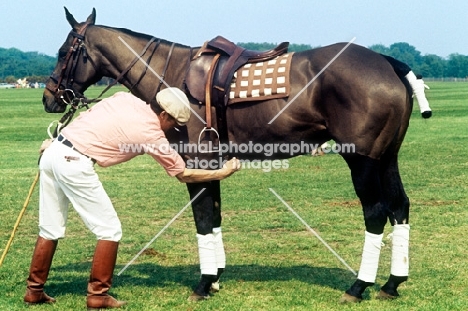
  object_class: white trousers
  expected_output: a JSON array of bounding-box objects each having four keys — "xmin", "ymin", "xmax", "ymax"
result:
[{"xmin": 38, "ymin": 139, "xmax": 122, "ymax": 241}]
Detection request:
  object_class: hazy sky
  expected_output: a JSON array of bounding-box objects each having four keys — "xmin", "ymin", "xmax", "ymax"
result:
[{"xmin": 1, "ymin": 1, "xmax": 466, "ymax": 58}]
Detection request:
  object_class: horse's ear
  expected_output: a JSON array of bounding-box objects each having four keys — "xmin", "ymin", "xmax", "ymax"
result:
[
  {"xmin": 64, "ymin": 7, "xmax": 79, "ymax": 29},
  {"xmin": 86, "ymin": 8, "xmax": 96, "ymax": 25}
]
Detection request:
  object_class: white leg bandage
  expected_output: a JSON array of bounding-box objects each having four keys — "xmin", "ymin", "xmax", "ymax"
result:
[
  {"xmin": 213, "ymin": 227, "xmax": 226, "ymax": 269},
  {"xmin": 357, "ymin": 231, "xmax": 383, "ymax": 283},
  {"xmin": 390, "ymin": 224, "xmax": 410, "ymax": 277},
  {"xmin": 405, "ymin": 71, "xmax": 431, "ymax": 113},
  {"xmin": 196, "ymin": 233, "xmax": 218, "ymax": 275}
]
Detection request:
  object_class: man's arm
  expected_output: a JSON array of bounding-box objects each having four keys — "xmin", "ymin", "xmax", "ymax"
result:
[{"xmin": 176, "ymin": 157, "xmax": 241, "ymax": 183}]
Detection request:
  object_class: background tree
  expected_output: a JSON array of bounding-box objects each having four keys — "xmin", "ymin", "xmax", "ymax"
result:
[
  {"xmin": 419, "ymin": 54, "xmax": 446, "ymax": 78},
  {"xmin": 368, "ymin": 44, "xmax": 390, "ymax": 55},
  {"xmin": 446, "ymin": 54, "xmax": 468, "ymax": 78},
  {"xmin": 387, "ymin": 42, "xmax": 422, "ymax": 69},
  {"xmin": 0, "ymin": 48, "xmax": 55, "ymax": 82}
]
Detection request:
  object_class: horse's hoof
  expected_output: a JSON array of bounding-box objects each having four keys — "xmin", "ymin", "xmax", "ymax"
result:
[
  {"xmin": 421, "ymin": 111, "xmax": 432, "ymax": 119},
  {"xmin": 187, "ymin": 292, "xmax": 210, "ymax": 302},
  {"xmin": 339, "ymin": 293, "xmax": 362, "ymax": 304},
  {"xmin": 376, "ymin": 290, "xmax": 398, "ymax": 300},
  {"xmin": 210, "ymin": 281, "xmax": 220, "ymax": 293}
]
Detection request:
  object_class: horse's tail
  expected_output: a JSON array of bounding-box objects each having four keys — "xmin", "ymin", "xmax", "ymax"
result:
[
  {"xmin": 381, "ymin": 54, "xmax": 432, "ymax": 119},
  {"xmin": 381, "ymin": 54, "xmax": 413, "ymax": 107},
  {"xmin": 381, "ymin": 54, "xmax": 412, "ymax": 79}
]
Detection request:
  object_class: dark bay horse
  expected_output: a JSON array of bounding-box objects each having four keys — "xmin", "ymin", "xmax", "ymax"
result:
[{"xmin": 42, "ymin": 8, "xmax": 413, "ymax": 303}]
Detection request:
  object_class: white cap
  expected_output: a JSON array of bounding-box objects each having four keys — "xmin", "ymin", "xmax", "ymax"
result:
[{"xmin": 156, "ymin": 87, "xmax": 191, "ymax": 126}]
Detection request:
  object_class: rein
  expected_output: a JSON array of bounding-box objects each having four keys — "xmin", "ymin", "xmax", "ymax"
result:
[
  {"xmin": 155, "ymin": 42, "xmax": 176, "ymax": 94},
  {"xmin": 101, "ymin": 37, "xmax": 160, "ymax": 98}
]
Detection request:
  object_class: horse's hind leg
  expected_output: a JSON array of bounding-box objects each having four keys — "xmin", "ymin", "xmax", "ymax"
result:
[
  {"xmin": 340, "ymin": 154, "xmax": 389, "ymax": 303},
  {"xmin": 377, "ymin": 152, "xmax": 410, "ymax": 299},
  {"xmin": 186, "ymin": 181, "xmax": 224, "ymax": 300}
]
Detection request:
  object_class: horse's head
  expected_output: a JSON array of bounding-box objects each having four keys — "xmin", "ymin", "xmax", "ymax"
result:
[{"xmin": 43, "ymin": 7, "xmax": 101, "ymax": 113}]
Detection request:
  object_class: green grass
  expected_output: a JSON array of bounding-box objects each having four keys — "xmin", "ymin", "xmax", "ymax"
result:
[{"xmin": 1, "ymin": 82, "xmax": 468, "ymax": 310}]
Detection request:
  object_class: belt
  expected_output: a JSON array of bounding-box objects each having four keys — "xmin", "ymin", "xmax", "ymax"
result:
[{"xmin": 57, "ymin": 134, "xmax": 96, "ymax": 163}]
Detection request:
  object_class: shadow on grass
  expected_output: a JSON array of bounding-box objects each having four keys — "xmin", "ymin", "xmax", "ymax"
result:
[{"xmin": 46, "ymin": 262, "xmax": 357, "ymax": 296}]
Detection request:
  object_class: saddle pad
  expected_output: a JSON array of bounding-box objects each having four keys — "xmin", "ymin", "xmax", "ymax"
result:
[{"xmin": 228, "ymin": 52, "xmax": 294, "ymax": 104}]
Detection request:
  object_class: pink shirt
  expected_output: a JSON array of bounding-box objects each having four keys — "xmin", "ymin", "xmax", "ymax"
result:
[{"xmin": 61, "ymin": 92, "xmax": 185, "ymax": 176}]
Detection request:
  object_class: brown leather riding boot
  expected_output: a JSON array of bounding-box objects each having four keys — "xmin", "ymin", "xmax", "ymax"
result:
[
  {"xmin": 24, "ymin": 236, "xmax": 58, "ymax": 305},
  {"xmin": 86, "ymin": 240, "xmax": 126, "ymax": 310}
]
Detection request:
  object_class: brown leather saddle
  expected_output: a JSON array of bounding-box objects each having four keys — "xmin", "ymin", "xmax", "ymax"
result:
[
  {"xmin": 186, "ymin": 36, "xmax": 289, "ymax": 108},
  {"xmin": 185, "ymin": 36, "xmax": 289, "ymax": 152}
]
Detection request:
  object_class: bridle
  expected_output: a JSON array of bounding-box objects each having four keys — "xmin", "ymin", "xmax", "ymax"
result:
[
  {"xmin": 47, "ymin": 21, "xmax": 96, "ymax": 110},
  {"xmin": 46, "ymin": 22, "xmax": 188, "ymax": 137},
  {"xmin": 47, "ymin": 21, "xmax": 178, "ymax": 107},
  {"xmin": 45, "ymin": 21, "xmax": 153, "ymax": 135}
]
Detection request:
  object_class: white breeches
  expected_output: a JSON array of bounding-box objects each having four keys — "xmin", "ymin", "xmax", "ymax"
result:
[{"xmin": 38, "ymin": 140, "xmax": 122, "ymax": 241}]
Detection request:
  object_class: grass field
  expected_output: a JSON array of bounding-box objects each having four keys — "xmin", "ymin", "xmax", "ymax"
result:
[{"xmin": 0, "ymin": 82, "xmax": 467, "ymax": 310}]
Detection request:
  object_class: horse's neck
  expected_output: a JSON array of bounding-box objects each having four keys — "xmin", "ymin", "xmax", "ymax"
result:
[{"xmin": 93, "ymin": 27, "xmax": 196, "ymax": 102}]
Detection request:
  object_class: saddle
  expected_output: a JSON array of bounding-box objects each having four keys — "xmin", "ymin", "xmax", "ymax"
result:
[
  {"xmin": 185, "ymin": 36, "xmax": 289, "ymax": 152},
  {"xmin": 185, "ymin": 36, "xmax": 289, "ymax": 108}
]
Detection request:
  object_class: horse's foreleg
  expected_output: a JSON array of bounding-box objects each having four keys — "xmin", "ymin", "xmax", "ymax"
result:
[
  {"xmin": 186, "ymin": 181, "xmax": 223, "ymax": 300},
  {"xmin": 341, "ymin": 155, "xmax": 388, "ymax": 303}
]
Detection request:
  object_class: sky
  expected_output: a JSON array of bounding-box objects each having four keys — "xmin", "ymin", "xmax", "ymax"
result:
[{"xmin": 1, "ymin": 1, "xmax": 467, "ymax": 59}]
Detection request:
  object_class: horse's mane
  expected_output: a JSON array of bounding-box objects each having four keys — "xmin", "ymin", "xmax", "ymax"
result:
[{"xmin": 96, "ymin": 25, "xmax": 192, "ymax": 49}]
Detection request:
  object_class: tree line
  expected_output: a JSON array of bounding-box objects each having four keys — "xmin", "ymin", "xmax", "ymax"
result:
[
  {"xmin": 0, "ymin": 48, "xmax": 55, "ymax": 83},
  {"xmin": 1, "ymin": 42, "xmax": 468, "ymax": 83}
]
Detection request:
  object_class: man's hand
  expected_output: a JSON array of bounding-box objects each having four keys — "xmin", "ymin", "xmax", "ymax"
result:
[
  {"xmin": 39, "ymin": 139, "xmax": 53, "ymax": 154},
  {"xmin": 220, "ymin": 157, "xmax": 241, "ymax": 177},
  {"xmin": 176, "ymin": 157, "xmax": 241, "ymax": 183}
]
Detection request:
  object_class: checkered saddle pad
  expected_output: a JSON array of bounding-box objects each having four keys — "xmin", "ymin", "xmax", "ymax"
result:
[{"xmin": 228, "ymin": 52, "xmax": 294, "ymax": 104}]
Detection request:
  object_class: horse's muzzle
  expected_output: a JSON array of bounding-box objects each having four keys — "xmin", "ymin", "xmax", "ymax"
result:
[{"xmin": 42, "ymin": 93, "xmax": 66, "ymax": 113}]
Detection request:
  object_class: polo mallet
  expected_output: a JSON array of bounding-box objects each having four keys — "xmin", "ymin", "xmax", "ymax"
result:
[{"xmin": 0, "ymin": 171, "xmax": 40, "ymax": 267}]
